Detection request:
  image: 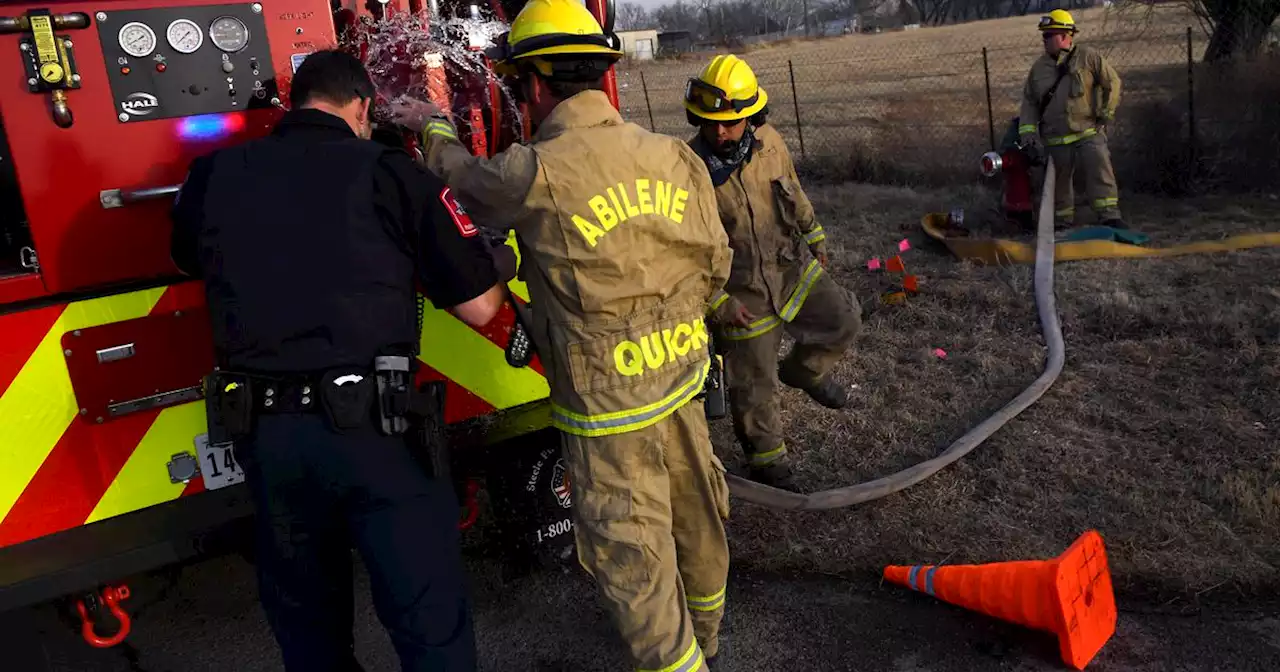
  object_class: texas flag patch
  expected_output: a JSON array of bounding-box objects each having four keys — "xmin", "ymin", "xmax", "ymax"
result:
[{"xmin": 439, "ymin": 186, "xmax": 478, "ymax": 237}]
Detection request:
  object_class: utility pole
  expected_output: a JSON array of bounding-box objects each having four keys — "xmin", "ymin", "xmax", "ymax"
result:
[{"xmin": 803, "ymin": 0, "xmax": 810, "ymax": 37}]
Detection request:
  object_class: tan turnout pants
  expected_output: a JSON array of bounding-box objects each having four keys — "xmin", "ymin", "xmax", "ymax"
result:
[
  {"xmin": 1046, "ymin": 131, "xmax": 1121, "ymax": 225},
  {"xmin": 720, "ymin": 272, "xmax": 860, "ymax": 467},
  {"xmin": 561, "ymin": 400, "xmax": 731, "ymax": 671}
]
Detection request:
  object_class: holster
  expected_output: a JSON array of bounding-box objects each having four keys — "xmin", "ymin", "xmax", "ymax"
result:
[
  {"xmin": 203, "ymin": 371, "xmax": 255, "ymax": 445},
  {"xmin": 319, "ymin": 367, "xmax": 377, "ymax": 432},
  {"xmin": 407, "ymin": 380, "xmax": 450, "ymax": 481}
]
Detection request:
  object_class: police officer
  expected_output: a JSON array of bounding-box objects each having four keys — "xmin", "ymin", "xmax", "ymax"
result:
[
  {"xmin": 684, "ymin": 54, "xmax": 861, "ymax": 491},
  {"xmin": 391, "ymin": 1, "xmax": 734, "ymax": 669},
  {"xmin": 1018, "ymin": 9, "xmax": 1124, "ymax": 228},
  {"xmin": 170, "ymin": 50, "xmax": 514, "ymax": 672}
]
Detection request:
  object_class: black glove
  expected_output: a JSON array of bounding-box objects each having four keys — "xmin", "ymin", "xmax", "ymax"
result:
[
  {"xmin": 489, "ymin": 240, "xmax": 518, "ymax": 284},
  {"xmin": 1018, "ymin": 133, "xmax": 1046, "ymax": 166}
]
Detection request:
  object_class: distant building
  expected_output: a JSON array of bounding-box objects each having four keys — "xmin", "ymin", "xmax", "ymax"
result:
[
  {"xmin": 616, "ymin": 28, "xmax": 660, "ymax": 61},
  {"xmin": 658, "ymin": 30, "xmax": 694, "ymax": 55}
]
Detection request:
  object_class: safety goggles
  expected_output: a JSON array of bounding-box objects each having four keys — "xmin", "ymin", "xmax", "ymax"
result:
[
  {"xmin": 1037, "ymin": 17, "xmax": 1075, "ymax": 33},
  {"xmin": 684, "ymin": 78, "xmax": 758, "ymax": 115}
]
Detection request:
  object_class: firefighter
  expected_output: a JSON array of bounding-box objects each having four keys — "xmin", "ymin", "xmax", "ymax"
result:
[
  {"xmin": 390, "ymin": 1, "xmax": 734, "ymax": 668},
  {"xmin": 684, "ymin": 54, "xmax": 861, "ymax": 490},
  {"xmin": 170, "ymin": 50, "xmax": 516, "ymax": 672},
  {"xmin": 1018, "ymin": 9, "xmax": 1125, "ymax": 229}
]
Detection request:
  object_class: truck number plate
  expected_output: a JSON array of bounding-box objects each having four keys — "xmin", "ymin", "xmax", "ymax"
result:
[{"xmin": 194, "ymin": 433, "xmax": 245, "ymax": 491}]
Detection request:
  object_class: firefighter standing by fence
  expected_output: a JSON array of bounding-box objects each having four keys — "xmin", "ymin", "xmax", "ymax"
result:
[
  {"xmin": 684, "ymin": 55, "xmax": 861, "ymax": 491},
  {"xmin": 170, "ymin": 51, "xmax": 516, "ymax": 672},
  {"xmin": 390, "ymin": 0, "xmax": 735, "ymax": 669},
  {"xmin": 1018, "ymin": 9, "xmax": 1126, "ymax": 229}
]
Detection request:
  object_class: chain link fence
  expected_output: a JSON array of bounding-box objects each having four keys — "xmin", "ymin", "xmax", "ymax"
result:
[{"xmin": 616, "ymin": 4, "xmax": 1279, "ymax": 194}]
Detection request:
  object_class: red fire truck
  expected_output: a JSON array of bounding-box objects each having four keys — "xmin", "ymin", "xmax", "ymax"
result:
[{"xmin": 0, "ymin": 0, "xmax": 616, "ymax": 648}]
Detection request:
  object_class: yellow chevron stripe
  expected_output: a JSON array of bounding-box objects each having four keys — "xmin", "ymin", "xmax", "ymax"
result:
[
  {"xmin": 0, "ymin": 288, "xmax": 166, "ymax": 523},
  {"xmin": 85, "ymin": 402, "xmax": 206, "ymax": 524},
  {"xmin": 505, "ymin": 229, "xmax": 530, "ymax": 302},
  {"xmin": 418, "ymin": 309, "xmax": 548, "ymax": 409}
]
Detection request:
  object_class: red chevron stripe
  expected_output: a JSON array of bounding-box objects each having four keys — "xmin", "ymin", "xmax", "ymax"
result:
[
  {"xmin": 0, "ymin": 304, "xmax": 64, "ymax": 397},
  {"xmin": 181, "ymin": 476, "xmax": 206, "ymax": 497},
  {"xmin": 0, "ymin": 409, "xmax": 161, "ymax": 547},
  {"xmin": 416, "ymin": 363, "xmax": 496, "ymax": 424}
]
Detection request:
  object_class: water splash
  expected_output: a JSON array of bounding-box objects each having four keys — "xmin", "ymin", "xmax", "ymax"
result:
[{"xmin": 343, "ymin": 9, "xmax": 522, "ymax": 130}]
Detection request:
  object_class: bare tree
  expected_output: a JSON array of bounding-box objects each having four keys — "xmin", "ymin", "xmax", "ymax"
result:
[
  {"xmin": 1117, "ymin": 0, "xmax": 1279, "ymax": 61},
  {"xmin": 617, "ymin": 2, "xmax": 653, "ymax": 30}
]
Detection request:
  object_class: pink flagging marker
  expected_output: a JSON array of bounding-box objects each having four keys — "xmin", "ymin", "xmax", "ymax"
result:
[
  {"xmin": 867, "ymin": 257, "xmax": 882, "ymax": 271},
  {"xmin": 898, "ymin": 239, "xmax": 911, "ymax": 252}
]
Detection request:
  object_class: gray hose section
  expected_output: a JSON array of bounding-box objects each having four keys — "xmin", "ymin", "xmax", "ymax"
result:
[{"xmin": 724, "ymin": 159, "xmax": 1065, "ymax": 510}]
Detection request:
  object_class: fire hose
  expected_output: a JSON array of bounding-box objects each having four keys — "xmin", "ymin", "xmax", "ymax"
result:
[{"xmin": 722, "ymin": 160, "xmax": 1066, "ymax": 510}]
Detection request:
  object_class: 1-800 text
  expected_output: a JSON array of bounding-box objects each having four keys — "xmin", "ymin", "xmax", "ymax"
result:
[{"xmin": 535, "ymin": 518, "xmax": 574, "ymax": 544}]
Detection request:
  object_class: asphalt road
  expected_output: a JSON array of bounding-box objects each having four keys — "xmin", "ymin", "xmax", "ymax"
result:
[{"xmin": 4, "ymin": 551, "xmax": 1279, "ymax": 672}]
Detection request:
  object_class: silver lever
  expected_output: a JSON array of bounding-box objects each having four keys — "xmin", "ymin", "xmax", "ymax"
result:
[{"xmin": 100, "ymin": 184, "xmax": 182, "ymax": 209}]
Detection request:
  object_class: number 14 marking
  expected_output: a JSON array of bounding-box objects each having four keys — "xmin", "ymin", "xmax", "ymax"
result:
[{"xmin": 205, "ymin": 447, "xmax": 239, "ymax": 478}]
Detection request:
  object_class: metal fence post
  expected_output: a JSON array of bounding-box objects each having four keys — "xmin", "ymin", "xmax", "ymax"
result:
[
  {"xmin": 640, "ymin": 70, "xmax": 656, "ymax": 133},
  {"xmin": 1186, "ymin": 26, "xmax": 1197, "ymax": 176},
  {"xmin": 788, "ymin": 60, "xmax": 806, "ymax": 160},
  {"xmin": 983, "ymin": 47, "xmax": 995, "ymax": 152}
]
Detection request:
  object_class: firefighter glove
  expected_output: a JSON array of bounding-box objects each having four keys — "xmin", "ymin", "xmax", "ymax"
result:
[
  {"xmin": 711, "ymin": 295, "xmax": 755, "ymax": 329},
  {"xmin": 1018, "ymin": 132, "xmax": 1045, "ymax": 164},
  {"xmin": 388, "ymin": 96, "xmax": 452, "ymax": 137},
  {"xmin": 809, "ymin": 240, "xmax": 829, "ymax": 268}
]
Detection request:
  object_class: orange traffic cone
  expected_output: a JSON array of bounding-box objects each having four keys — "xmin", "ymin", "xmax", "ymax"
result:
[{"xmin": 883, "ymin": 530, "xmax": 1116, "ymax": 670}]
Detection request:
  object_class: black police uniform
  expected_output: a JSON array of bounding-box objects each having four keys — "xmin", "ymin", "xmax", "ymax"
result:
[{"xmin": 170, "ymin": 109, "xmax": 498, "ymax": 672}]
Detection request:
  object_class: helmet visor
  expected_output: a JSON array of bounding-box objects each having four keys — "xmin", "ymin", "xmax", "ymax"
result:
[{"xmin": 684, "ymin": 78, "xmax": 759, "ymax": 115}]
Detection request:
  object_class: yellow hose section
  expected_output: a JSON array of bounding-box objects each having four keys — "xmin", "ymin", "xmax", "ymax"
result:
[{"xmin": 920, "ymin": 214, "xmax": 1280, "ymax": 266}]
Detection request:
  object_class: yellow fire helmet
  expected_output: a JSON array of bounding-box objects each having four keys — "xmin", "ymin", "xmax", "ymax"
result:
[
  {"xmin": 683, "ymin": 54, "xmax": 769, "ymax": 123},
  {"xmin": 1038, "ymin": 9, "xmax": 1078, "ymax": 33},
  {"xmin": 486, "ymin": 0, "xmax": 623, "ymax": 79}
]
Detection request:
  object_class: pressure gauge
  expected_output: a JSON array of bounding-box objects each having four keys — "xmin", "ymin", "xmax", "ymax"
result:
[
  {"xmin": 167, "ymin": 19, "xmax": 204, "ymax": 54},
  {"xmin": 118, "ymin": 22, "xmax": 157, "ymax": 58},
  {"xmin": 208, "ymin": 16, "xmax": 249, "ymax": 53}
]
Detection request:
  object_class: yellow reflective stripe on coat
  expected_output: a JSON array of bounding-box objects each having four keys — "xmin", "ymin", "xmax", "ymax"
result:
[
  {"xmin": 778, "ymin": 258, "xmax": 823, "ymax": 322},
  {"xmin": 720, "ymin": 313, "xmax": 780, "ymax": 341},
  {"xmin": 708, "ymin": 291, "xmax": 728, "ymax": 312},
  {"xmin": 425, "ymin": 120, "xmax": 458, "ymax": 141},
  {"xmin": 687, "ymin": 586, "xmax": 727, "ymax": 612},
  {"xmin": 1018, "ymin": 123, "xmax": 1038, "ymax": 135},
  {"xmin": 1092, "ymin": 197, "xmax": 1119, "ymax": 210},
  {"xmin": 749, "ymin": 443, "xmax": 787, "ymax": 466},
  {"xmin": 1055, "ymin": 207, "xmax": 1075, "ymax": 218},
  {"xmin": 638, "ymin": 639, "xmax": 705, "ymax": 672},
  {"xmin": 803, "ymin": 225, "xmax": 826, "ymax": 245},
  {"xmin": 1045, "ymin": 127, "xmax": 1098, "ymax": 146},
  {"xmin": 551, "ymin": 361, "xmax": 709, "ymax": 437}
]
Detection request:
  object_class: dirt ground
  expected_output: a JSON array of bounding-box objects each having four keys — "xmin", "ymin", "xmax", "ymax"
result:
[{"xmin": 708, "ymin": 177, "xmax": 1280, "ymax": 607}]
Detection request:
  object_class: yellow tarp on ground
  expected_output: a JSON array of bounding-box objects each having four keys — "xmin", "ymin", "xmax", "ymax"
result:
[{"xmin": 920, "ymin": 213, "xmax": 1280, "ymax": 266}]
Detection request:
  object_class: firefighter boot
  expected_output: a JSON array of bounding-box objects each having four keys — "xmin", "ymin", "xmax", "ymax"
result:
[
  {"xmin": 747, "ymin": 456, "xmax": 796, "ymax": 491},
  {"xmin": 777, "ymin": 364, "xmax": 848, "ymax": 410}
]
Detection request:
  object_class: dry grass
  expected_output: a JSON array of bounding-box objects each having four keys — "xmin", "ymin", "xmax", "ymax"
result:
[
  {"xmin": 618, "ymin": 5, "xmax": 1279, "ymax": 193},
  {"xmin": 710, "ymin": 182, "xmax": 1280, "ymax": 607}
]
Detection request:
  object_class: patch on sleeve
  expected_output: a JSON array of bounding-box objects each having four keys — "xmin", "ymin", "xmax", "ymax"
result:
[{"xmin": 439, "ymin": 186, "xmax": 478, "ymax": 237}]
